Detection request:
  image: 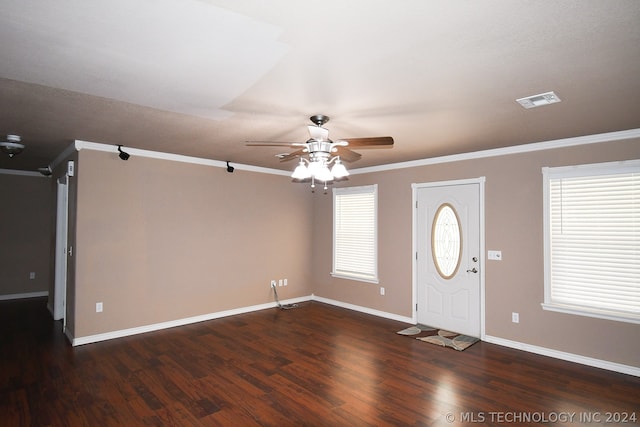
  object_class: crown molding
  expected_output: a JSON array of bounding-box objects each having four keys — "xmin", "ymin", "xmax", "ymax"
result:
[
  {"xmin": 8, "ymin": 128, "xmax": 638, "ymax": 178},
  {"xmin": 0, "ymin": 168, "xmax": 46, "ymax": 177},
  {"xmin": 50, "ymin": 141, "xmax": 78, "ymax": 170},
  {"xmin": 73, "ymin": 140, "xmax": 290, "ymax": 176},
  {"xmin": 350, "ymin": 128, "xmax": 640, "ymax": 175}
]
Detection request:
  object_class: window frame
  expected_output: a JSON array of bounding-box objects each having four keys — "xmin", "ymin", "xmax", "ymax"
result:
[
  {"xmin": 542, "ymin": 159, "xmax": 640, "ymax": 324},
  {"xmin": 332, "ymin": 184, "xmax": 379, "ymax": 283}
]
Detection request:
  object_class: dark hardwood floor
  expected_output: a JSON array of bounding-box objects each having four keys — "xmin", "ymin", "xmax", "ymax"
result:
[{"xmin": 1, "ymin": 298, "xmax": 638, "ymax": 426}]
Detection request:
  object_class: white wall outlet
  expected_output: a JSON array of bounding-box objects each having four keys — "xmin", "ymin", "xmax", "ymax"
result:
[
  {"xmin": 270, "ymin": 280, "xmax": 276, "ymax": 288},
  {"xmin": 29, "ymin": 272, "xmax": 36, "ymax": 279},
  {"xmin": 488, "ymin": 250, "xmax": 502, "ymax": 260},
  {"xmin": 96, "ymin": 302, "xmax": 103, "ymax": 313},
  {"xmin": 278, "ymin": 279, "xmax": 283, "ymax": 287},
  {"xmin": 283, "ymin": 278, "xmax": 288, "ymax": 286},
  {"xmin": 512, "ymin": 312, "xmax": 519, "ymax": 323},
  {"xmin": 380, "ymin": 287, "xmax": 385, "ymax": 296}
]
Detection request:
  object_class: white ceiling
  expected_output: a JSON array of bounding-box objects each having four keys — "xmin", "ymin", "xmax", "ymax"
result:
[{"xmin": 1, "ymin": 0, "xmax": 639, "ymax": 172}]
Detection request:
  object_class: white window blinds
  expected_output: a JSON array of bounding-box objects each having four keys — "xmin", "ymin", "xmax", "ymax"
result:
[
  {"xmin": 332, "ymin": 185, "xmax": 378, "ymax": 283},
  {"xmin": 543, "ymin": 160, "xmax": 640, "ymax": 323}
]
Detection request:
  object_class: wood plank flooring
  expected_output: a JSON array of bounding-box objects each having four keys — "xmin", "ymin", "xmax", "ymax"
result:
[{"xmin": 1, "ymin": 297, "xmax": 638, "ymax": 426}]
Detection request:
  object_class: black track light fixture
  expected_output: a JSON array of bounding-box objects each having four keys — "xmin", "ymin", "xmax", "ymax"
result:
[
  {"xmin": 117, "ymin": 145, "xmax": 130, "ymax": 161},
  {"xmin": 226, "ymin": 161, "xmax": 234, "ymax": 173}
]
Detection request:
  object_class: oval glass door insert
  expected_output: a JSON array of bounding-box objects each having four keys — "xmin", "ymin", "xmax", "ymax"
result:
[{"xmin": 431, "ymin": 203, "xmax": 462, "ymax": 279}]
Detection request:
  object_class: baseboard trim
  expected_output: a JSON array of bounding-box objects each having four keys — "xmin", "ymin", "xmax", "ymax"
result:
[
  {"xmin": 484, "ymin": 335, "xmax": 639, "ymax": 377},
  {"xmin": 311, "ymin": 295, "xmax": 414, "ymax": 324},
  {"xmin": 70, "ymin": 294, "xmax": 414, "ymax": 346},
  {"xmin": 64, "ymin": 327, "xmax": 74, "ymax": 344},
  {"xmin": 71, "ymin": 295, "xmax": 311, "ymax": 346},
  {"xmin": 68, "ymin": 295, "xmax": 638, "ymax": 378},
  {"xmin": 0, "ymin": 291, "xmax": 48, "ymax": 301}
]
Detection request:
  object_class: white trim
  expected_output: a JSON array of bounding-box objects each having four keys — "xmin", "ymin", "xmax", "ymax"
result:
[
  {"xmin": 71, "ymin": 295, "xmax": 311, "ymax": 346},
  {"xmin": 51, "ymin": 142, "xmax": 78, "ymax": 169},
  {"xmin": 411, "ymin": 177, "xmax": 486, "ymax": 337},
  {"xmin": 72, "ymin": 294, "xmax": 413, "ymax": 346},
  {"xmin": 411, "ymin": 177, "xmax": 486, "ymax": 190},
  {"xmin": 2, "ymin": 128, "xmax": 639, "ymax": 177},
  {"xmin": 542, "ymin": 161, "xmax": 640, "ymax": 324},
  {"xmin": 0, "ymin": 291, "xmax": 48, "ymax": 301},
  {"xmin": 484, "ymin": 335, "xmax": 640, "ymax": 377},
  {"xmin": 542, "ymin": 158, "xmax": 640, "ymax": 179},
  {"xmin": 312, "ymin": 295, "xmax": 414, "ymax": 324},
  {"xmin": 74, "ymin": 140, "xmax": 290, "ymax": 176},
  {"xmin": 0, "ymin": 168, "xmax": 47, "ymax": 177},
  {"xmin": 53, "ymin": 178, "xmax": 69, "ymax": 322},
  {"xmin": 65, "ymin": 292, "xmax": 637, "ymax": 378},
  {"xmin": 64, "ymin": 327, "xmax": 74, "ymax": 344},
  {"xmin": 329, "ymin": 273, "xmax": 379, "ymax": 284},
  {"xmin": 541, "ymin": 303, "xmax": 640, "ymax": 324},
  {"xmin": 332, "ymin": 184, "xmax": 379, "ymax": 283},
  {"xmin": 351, "ymin": 128, "xmax": 640, "ymax": 175}
]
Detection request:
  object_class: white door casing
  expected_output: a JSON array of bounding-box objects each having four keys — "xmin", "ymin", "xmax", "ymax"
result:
[
  {"xmin": 53, "ymin": 177, "xmax": 69, "ymax": 322},
  {"xmin": 413, "ymin": 179, "xmax": 484, "ymax": 337}
]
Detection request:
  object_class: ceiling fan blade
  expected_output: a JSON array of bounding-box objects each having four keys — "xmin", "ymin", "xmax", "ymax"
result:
[
  {"xmin": 278, "ymin": 148, "xmax": 306, "ymax": 162},
  {"xmin": 335, "ymin": 147, "xmax": 362, "ymax": 162},
  {"xmin": 246, "ymin": 141, "xmax": 306, "ymax": 147},
  {"xmin": 308, "ymin": 125, "xmax": 329, "ymax": 141},
  {"xmin": 338, "ymin": 136, "xmax": 394, "ymax": 147}
]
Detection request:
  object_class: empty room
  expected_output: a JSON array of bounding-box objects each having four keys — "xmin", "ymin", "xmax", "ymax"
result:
[{"xmin": 1, "ymin": 1, "xmax": 639, "ymax": 425}]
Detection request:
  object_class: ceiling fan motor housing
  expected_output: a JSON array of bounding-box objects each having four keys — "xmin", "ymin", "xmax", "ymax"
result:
[{"xmin": 310, "ymin": 114, "xmax": 330, "ymax": 127}]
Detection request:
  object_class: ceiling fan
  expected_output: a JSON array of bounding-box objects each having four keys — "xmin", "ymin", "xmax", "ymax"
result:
[{"xmin": 247, "ymin": 114, "xmax": 393, "ymax": 189}]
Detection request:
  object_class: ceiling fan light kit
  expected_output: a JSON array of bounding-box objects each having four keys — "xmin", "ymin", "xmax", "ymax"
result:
[
  {"xmin": 0, "ymin": 134, "xmax": 26, "ymax": 158},
  {"xmin": 247, "ymin": 115, "xmax": 393, "ymax": 191}
]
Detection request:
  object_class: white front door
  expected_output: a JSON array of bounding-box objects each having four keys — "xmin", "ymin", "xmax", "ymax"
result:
[{"xmin": 416, "ymin": 181, "xmax": 481, "ymax": 337}]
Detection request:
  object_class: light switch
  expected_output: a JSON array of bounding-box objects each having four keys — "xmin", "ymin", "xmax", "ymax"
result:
[{"xmin": 488, "ymin": 250, "xmax": 502, "ymax": 260}]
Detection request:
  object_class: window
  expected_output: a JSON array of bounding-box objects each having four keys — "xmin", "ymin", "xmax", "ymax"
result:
[
  {"xmin": 542, "ymin": 160, "xmax": 640, "ymax": 324},
  {"xmin": 431, "ymin": 203, "xmax": 462, "ymax": 280},
  {"xmin": 333, "ymin": 185, "xmax": 378, "ymax": 283}
]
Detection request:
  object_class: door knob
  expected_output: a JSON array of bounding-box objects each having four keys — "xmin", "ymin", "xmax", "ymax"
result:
[{"xmin": 466, "ymin": 267, "xmax": 478, "ymax": 273}]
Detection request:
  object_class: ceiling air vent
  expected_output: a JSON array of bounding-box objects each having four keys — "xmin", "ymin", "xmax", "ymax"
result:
[{"xmin": 516, "ymin": 91, "xmax": 561, "ymax": 109}]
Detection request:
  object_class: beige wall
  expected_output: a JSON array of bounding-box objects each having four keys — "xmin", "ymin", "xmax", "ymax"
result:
[
  {"xmin": 71, "ymin": 150, "xmax": 313, "ymax": 337},
  {"xmin": 311, "ymin": 137, "xmax": 640, "ymax": 367},
  {"xmin": 12, "ymin": 134, "xmax": 637, "ymax": 369},
  {"xmin": 0, "ymin": 173, "xmax": 53, "ymax": 297}
]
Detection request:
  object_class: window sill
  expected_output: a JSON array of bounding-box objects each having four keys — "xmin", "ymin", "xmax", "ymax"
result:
[
  {"xmin": 331, "ymin": 272, "xmax": 379, "ymax": 284},
  {"xmin": 541, "ymin": 302, "xmax": 640, "ymax": 325}
]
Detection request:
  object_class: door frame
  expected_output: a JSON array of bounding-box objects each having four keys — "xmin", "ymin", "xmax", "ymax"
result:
[
  {"xmin": 53, "ymin": 176, "xmax": 69, "ymax": 323},
  {"xmin": 411, "ymin": 177, "xmax": 486, "ymax": 339}
]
